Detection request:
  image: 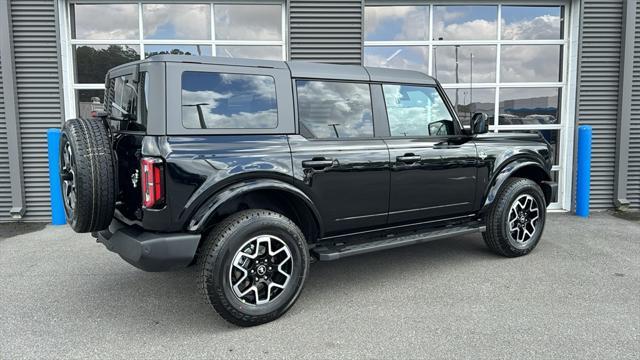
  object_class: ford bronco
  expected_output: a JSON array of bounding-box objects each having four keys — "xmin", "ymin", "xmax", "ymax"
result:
[{"xmin": 59, "ymin": 55, "xmax": 556, "ymax": 326}]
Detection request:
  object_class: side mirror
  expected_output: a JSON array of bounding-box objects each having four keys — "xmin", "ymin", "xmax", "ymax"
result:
[{"xmin": 471, "ymin": 112, "xmax": 489, "ymax": 134}]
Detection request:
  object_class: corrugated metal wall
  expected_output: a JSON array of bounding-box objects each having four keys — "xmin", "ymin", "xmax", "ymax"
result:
[
  {"xmin": 629, "ymin": 3, "xmax": 640, "ymax": 209},
  {"xmin": 288, "ymin": 0, "xmax": 363, "ymax": 64},
  {"xmin": 0, "ymin": 52, "xmax": 11, "ymax": 221},
  {"xmin": 576, "ymin": 0, "xmax": 624, "ymax": 209},
  {"xmin": 10, "ymin": 0, "xmax": 62, "ymax": 221}
]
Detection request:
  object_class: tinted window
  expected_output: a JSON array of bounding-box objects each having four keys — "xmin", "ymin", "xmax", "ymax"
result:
[
  {"xmin": 296, "ymin": 81, "xmax": 374, "ymax": 139},
  {"xmin": 181, "ymin": 72, "xmax": 278, "ymax": 129},
  {"xmin": 383, "ymin": 84, "xmax": 455, "ymax": 137},
  {"xmin": 109, "ymin": 74, "xmax": 137, "ymax": 121}
]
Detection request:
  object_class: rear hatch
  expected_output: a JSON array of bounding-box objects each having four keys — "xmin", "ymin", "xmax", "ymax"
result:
[{"xmin": 104, "ymin": 68, "xmax": 149, "ymax": 222}]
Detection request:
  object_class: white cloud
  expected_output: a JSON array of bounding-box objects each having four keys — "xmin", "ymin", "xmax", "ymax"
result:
[
  {"xmin": 365, "ymin": 6, "xmax": 428, "ymax": 41},
  {"xmin": 503, "ymin": 15, "xmax": 562, "ymax": 40},
  {"xmin": 297, "ymin": 81, "xmax": 373, "ymax": 138},
  {"xmin": 214, "ymin": 4, "xmax": 282, "ymax": 41},
  {"xmin": 143, "ymin": 4, "xmax": 210, "ymax": 40},
  {"xmin": 73, "ymin": 4, "xmax": 139, "ymax": 40}
]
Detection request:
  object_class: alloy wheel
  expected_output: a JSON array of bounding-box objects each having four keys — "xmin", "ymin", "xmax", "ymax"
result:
[
  {"xmin": 60, "ymin": 140, "xmax": 76, "ymax": 214},
  {"xmin": 507, "ymin": 194, "xmax": 540, "ymax": 246},
  {"xmin": 229, "ymin": 235, "xmax": 293, "ymax": 305}
]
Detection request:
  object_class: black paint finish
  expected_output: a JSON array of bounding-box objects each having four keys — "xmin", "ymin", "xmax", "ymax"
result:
[{"xmin": 106, "ymin": 56, "xmax": 554, "ymax": 244}]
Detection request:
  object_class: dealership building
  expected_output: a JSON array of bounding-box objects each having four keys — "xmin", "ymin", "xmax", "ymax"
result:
[{"xmin": 0, "ymin": 0, "xmax": 638, "ymax": 222}]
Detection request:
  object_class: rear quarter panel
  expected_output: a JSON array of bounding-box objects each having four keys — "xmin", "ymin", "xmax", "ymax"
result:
[{"xmin": 142, "ymin": 135, "xmax": 293, "ymax": 232}]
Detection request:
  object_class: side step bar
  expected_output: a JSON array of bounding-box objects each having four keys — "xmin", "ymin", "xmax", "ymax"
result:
[{"xmin": 312, "ymin": 224, "xmax": 485, "ymax": 261}]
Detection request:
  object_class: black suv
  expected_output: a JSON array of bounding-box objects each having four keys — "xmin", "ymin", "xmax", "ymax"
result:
[{"xmin": 59, "ymin": 55, "xmax": 556, "ymax": 326}]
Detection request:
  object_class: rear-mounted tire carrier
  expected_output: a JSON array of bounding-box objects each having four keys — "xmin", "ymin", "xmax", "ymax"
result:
[{"xmin": 60, "ymin": 118, "xmax": 116, "ymax": 233}]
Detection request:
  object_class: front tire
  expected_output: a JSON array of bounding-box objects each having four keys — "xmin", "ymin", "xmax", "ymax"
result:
[
  {"xmin": 198, "ymin": 209, "xmax": 309, "ymax": 327},
  {"xmin": 483, "ymin": 177, "xmax": 547, "ymax": 257}
]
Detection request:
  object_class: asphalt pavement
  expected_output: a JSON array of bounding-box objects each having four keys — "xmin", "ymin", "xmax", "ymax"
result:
[{"xmin": 1, "ymin": 212, "xmax": 638, "ymax": 359}]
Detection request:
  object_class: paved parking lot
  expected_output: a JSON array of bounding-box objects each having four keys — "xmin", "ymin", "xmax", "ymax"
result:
[{"xmin": 1, "ymin": 213, "xmax": 639, "ymax": 359}]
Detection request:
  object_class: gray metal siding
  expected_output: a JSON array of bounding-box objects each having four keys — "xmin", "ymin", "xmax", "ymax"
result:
[
  {"xmin": 11, "ymin": 0, "xmax": 62, "ymax": 220},
  {"xmin": 629, "ymin": 3, "xmax": 640, "ymax": 209},
  {"xmin": 0, "ymin": 52, "xmax": 11, "ymax": 222},
  {"xmin": 288, "ymin": 0, "xmax": 363, "ymax": 64},
  {"xmin": 576, "ymin": 0, "xmax": 624, "ymax": 209}
]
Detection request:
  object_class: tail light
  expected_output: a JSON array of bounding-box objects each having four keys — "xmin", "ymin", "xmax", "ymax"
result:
[{"xmin": 141, "ymin": 157, "xmax": 164, "ymax": 208}]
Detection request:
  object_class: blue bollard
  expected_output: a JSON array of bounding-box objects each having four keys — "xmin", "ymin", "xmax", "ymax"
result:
[
  {"xmin": 47, "ymin": 128, "xmax": 66, "ymax": 225},
  {"xmin": 576, "ymin": 125, "xmax": 592, "ymax": 218}
]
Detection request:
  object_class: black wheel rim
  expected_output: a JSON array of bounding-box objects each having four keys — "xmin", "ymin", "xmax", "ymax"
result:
[{"xmin": 60, "ymin": 139, "xmax": 76, "ymax": 216}]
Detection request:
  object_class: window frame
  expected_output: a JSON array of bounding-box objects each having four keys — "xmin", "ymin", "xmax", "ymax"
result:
[
  {"xmin": 180, "ymin": 70, "xmax": 280, "ymax": 131},
  {"xmin": 293, "ymin": 78, "xmax": 379, "ymax": 141},
  {"xmin": 166, "ymin": 62, "xmax": 294, "ymax": 135}
]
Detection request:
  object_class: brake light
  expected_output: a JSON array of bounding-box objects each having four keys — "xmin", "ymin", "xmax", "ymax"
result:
[{"xmin": 141, "ymin": 157, "xmax": 164, "ymax": 208}]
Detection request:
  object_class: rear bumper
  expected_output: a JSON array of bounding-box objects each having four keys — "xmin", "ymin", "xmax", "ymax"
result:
[{"xmin": 93, "ymin": 219, "xmax": 200, "ymax": 272}]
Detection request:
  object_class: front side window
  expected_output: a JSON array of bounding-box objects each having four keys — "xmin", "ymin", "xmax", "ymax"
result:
[
  {"xmin": 383, "ymin": 84, "xmax": 455, "ymax": 137},
  {"xmin": 181, "ymin": 71, "xmax": 278, "ymax": 129},
  {"xmin": 296, "ymin": 81, "xmax": 374, "ymax": 139}
]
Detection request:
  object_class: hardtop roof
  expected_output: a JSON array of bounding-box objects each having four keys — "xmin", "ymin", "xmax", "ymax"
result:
[{"xmin": 108, "ymin": 55, "xmax": 437, "ymax": 85}]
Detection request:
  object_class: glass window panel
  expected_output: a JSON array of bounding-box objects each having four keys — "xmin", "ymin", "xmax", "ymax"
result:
[
  {"xmin": 501, "ymin": 45, "xmax": 562, "ymax": 83},
  {"xmin": 502, "ymin": 6, "xmax": 564, "ymax": 40},
  {"xmin": 181, "ymin": 72, "xmax": 278, "ymax": 129},
  {"xmin": 497, "ymin": 129, "xmax": 560, "ymax": 166},
  {"xmin": 383, "ymin": 84, "xmax": 454, "ymax": 137},
  {"xmin": 143, "ymin": 4, "xmax": 210, "ymax": 40},
  {"xmin": 433, "ymin": 6, "xmax": 497, "ymax": 40},
  {"xmin": 433, "ymin": 45, "xmax": 496, "ymax": 84},
  {"xmin": 215, "ymin": 4, "xmax": 282, "ymax": 41},
  {"xmin": 144, "ymin": 45, "xmax": 212, "ymax": 58},
  {"xmin": 364, "ymin": 6, "xmax": 429, "ymax": 41},
  {"xmin": 72, "ymin": 4, "xmax": 138, "ymax": 40},
  {"xmin": 74, "ymin": 45, "xmax": 140, "ymax": 84},
  {"xmin": 364, "ymin": 46, "xmax": 428, "ymax": 73},
  {"xmin": 76, "ymin": 90, "xmax": 105, "ymax": 119},
  {"xmin": 217, "ymin": 46, "xmax": 283, "ymax": 61},
  {"xmin": 296, "ymin": 81, "xmax": 373, "ymax": 139},
  {"xmin": 445, "ymin": 88, "xmax": 495, "ymax": 127},
  {"xmin": 498, "ymin": 88, "xmax": 561, "ymax": 125}
]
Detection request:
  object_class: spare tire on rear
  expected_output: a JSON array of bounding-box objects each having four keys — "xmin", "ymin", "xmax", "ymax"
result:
[{"xmin": 60, "ymin": 118, "xmax": 116, "ymax": 233}]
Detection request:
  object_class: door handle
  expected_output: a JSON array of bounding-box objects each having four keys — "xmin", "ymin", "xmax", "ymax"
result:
[
  {"xmin": 396, "ymin": 154, "xmax": 421, "ymax": 164},
  {"xmin": 302, "ymin": 158, "xmax": 334, "ymax": 170}
]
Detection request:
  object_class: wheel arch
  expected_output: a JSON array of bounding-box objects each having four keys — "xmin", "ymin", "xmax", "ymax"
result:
[
  {"xmin": 187, "ymin": 178, "xmax": 323, "ymax": 242},
  {"xmin": 481, "ymin": 159, "xmax": 552, "ymax": 213}
]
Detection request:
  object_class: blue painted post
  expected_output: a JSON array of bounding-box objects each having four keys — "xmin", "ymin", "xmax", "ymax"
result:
[
  {"xmin": 576, "ymin": 125, "xmax": 592, "ymax": 218},
  {"xmin": 47, "ymin": 128, "xmax": 66, "ymax": 225}
]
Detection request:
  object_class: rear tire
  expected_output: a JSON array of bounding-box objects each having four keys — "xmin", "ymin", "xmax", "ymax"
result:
[
  {"xmin": 198, "ymin": 209, "xmax": 309, "ymax": 327},
  {"xmin": 483, "ymin": 177, "xmax": 546, "ymax": 257},
  {"xmin": 60, "ymin": 118, "xmax": 116, "ymax": 233}
]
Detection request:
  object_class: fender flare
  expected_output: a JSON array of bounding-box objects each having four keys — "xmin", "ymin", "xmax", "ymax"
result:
[
  {"xmin": 187, "ymin": 178, "xmax": 323, "ymax": 234},
  {"xmin": 480, "ymin": 159, "xmax": 551, "ymax": 214}
]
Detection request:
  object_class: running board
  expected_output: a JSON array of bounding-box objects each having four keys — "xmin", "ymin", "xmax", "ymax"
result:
[{"xmin": 312, "ymin": 224, "xmax": 485, "ymax": 261}]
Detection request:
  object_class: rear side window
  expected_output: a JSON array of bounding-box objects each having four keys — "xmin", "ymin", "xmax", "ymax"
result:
[
  {"xmin": 109, "ymin": 74, "xmax": 137, "ymax": 121},
  {"xmin": 382, "ymin": 84, "xmax": 455, "ymax": 137},
  {"xmin": 181, "ymin": 71, "xmax": 278, "ymax": 129},
  {"xmin": 296, "ymin": 80, "xmax": 373, "ymax": 139}
]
